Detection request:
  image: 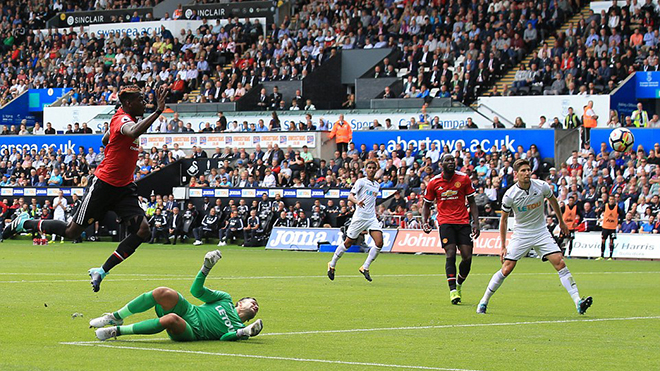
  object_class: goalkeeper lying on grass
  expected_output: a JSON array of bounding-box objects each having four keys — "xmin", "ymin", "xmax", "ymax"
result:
[{"xmin": 90, "ymin": 250, "xmax": 263, "ymax": 341}]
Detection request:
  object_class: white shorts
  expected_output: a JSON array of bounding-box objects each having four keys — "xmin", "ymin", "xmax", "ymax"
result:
[
  {"xmin": 504, "ymin": 230, "xmax": 561, "ymax": 261},
  {"xmin": 346, "ymin": 217, "xmax": 382, "ymax": 240}
]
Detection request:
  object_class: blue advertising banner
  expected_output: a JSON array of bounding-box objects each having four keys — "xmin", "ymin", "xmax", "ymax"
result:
[
  {"xmin": 28, "ymin": 88, "xmax": 72, "ymax": 112},
  {"xmin": 0, "ymin": 187, "xmax": 85, "ymax": 197},
  {"xmin": 636, "ymin": 71, "xmax": 660, "ymax": 99},
  {"xmin": 0, "ymin": 134, "xmax": 103, "ymax": 153},
  {"xmin": 266, "ymin": 227, "xmax": 397, "ymax": 252},
  {"xmin": 352, "ymin": 129, "xmax": 555, "ymax": 158},
  {"xmin": 0, "ymin": 92, "xmax": 36, "ymax": 126},
  {"xmin": 590, "ymin": 128, "xmax": 660, "ymax": 152}
]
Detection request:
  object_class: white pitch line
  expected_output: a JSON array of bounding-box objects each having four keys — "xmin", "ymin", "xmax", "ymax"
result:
[
  {"xmin": 59, "ymin": 342, "xmax": 483, "ymax": 371},
  {"xmin": 1, "ymin": 271, "xmax": 659, "ymax": 284},
  {"xmin": 259, "ymin": 315, "xmax": 660, "ymax": 336}
]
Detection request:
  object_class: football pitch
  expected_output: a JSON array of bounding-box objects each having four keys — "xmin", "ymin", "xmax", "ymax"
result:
[{"xmin": 1, "ymin": 240, "xmax": 659, "ymax": 371}]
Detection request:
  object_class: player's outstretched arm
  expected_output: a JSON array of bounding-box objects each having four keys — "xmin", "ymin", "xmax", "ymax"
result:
[
  {"xmin": 190, "ymin": 250, "xmax": 231, "ymax": 303},
  {"xmin": 467, "ymin": 195, "xmax": 480, "ymax": 239},
  {"xmin": 121, "ymin": 86, "xmax": 169, "ymax": 138}
]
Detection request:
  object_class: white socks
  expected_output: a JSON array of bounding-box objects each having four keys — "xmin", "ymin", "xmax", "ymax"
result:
[
  {"xmin": 362, "ymin": 247, "xmax": 381, "ymax": 269},
  {"xmin": 480, "ymin": 269, "xmax": 506, "ymax": 304},
  {"xmin": 329, "ymin": 245, "xmax": 347, "ymax": 268},
  {"xmin": 558, "ymin": 267, "xmax": 581, "ymax": 305}
]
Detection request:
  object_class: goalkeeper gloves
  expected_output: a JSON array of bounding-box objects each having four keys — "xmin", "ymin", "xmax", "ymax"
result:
[
  {"xmin": 236, "ymin": 319, "xmax": 263, "ymax": 338},
  {"xmin": 201, "ymin": 250, "xmax": 222, "ymax": 275}
]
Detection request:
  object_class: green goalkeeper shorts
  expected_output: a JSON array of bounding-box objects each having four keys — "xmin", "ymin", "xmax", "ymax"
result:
[{"xmin": 154, "ymin": 293, "xmax": 199, "ymax": 342}]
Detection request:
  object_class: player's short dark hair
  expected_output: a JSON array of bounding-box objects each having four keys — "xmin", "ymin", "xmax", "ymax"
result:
[
  {"xmin": 119, "ymin": 85, "xmax": 141, "ymax": 105},
  {"xmin": 513, "ymin": 159, "xmax": 530, "ymax": 171},
  {"xmin": 365, "ymin": 159, "xmax": 378, "ymax": 168},
  {"xmin": 236, "ymin": 297, "xmax": 258, "ymax": 321}
]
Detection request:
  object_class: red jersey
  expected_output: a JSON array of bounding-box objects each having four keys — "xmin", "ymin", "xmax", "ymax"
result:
[
  {"xmin": 95, "ymin": 108, "xmax": 140, "ymax": 187},
  {"xmin": 423, "ymin": 171, "xmax": 475, "ymax": 225}
]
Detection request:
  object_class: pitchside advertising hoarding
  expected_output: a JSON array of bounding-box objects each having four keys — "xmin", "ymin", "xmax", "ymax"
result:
[
  {"xmin": 265, "ymin": 227, "xmax": 397, "ymax": 252},
  {"xmin": 570, "ymin": 232, "xmax": 660, "ymax": 259},
  {"xmin": 352, "ymin": 129, "xmax": 555, "ymax": 157}
]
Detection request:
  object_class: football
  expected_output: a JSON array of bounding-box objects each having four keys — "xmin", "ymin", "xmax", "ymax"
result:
[{"xmin": 609, "ymin": 127, "xmax": 635, "ymax": 153}]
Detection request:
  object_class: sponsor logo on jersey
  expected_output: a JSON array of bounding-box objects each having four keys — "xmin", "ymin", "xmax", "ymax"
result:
[
  {"xmin": 517, "ymin": 200, "xmax": 543, "ymax": 212},
  {"xmin": 214, "ymin": 307, "xmax": 235, "ymax": 332},
  {"xmin": 440, "ymin": 189, "xmax": 458, "ymax": 198}
]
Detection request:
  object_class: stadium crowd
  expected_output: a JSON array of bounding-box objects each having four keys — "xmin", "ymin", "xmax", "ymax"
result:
[
  {"xmin": 504, "ymin": 0, "xmax": 660, "ymax": 96},
  {"xmin": 0, "ymin": 0, "xmax": 591, "ymax": 109}
]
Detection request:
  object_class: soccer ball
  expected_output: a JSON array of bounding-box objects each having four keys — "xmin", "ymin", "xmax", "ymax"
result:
[{"xmin": 609, "ymin": 127, "xmax": 635, "ymax": 153}]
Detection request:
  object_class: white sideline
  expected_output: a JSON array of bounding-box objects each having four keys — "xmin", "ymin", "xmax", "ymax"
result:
[
  {"xmin": 59, "ymin": 342, "xmax": 482, "ymax": 371},
  {"xmin": 2, "ymin": 271, "xmax": 659, "ymax": 284}
]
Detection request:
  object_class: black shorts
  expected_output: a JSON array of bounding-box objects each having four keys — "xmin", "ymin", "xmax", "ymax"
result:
[
  {"xmin": 439, "ymin": 224, "xmax": 473, "ymax": 248},
  {"xmin": 72, "ymin": 177, "xmax": 145, "ymax": 228},
  {"xmin": 602, "ymin": 228, "xmax": 616, "ymax": 240}
]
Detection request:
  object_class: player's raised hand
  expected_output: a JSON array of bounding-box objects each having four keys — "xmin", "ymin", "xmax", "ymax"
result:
[
  {"xmin": 155, "ymin": 85, "xmax": 169, "ymax": 111},
  {"xmin": 422, "ymin": 222, "xmax": 432, "ymax": 234},
  {"xmin": 201, "ymin": 250, "xmax": 223, "ymax": 275}
]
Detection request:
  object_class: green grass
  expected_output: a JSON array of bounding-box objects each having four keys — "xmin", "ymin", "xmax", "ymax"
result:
[{"xmin": 1, "ymin": 240, "xmax": 659, "ymax": 371}]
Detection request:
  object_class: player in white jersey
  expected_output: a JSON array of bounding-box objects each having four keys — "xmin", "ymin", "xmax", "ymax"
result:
[
  {"xmin": 477, "ymin": 159, "xmax": 593, "ymax": 315},
  {"xmin": 51, "ymin": 190, "xmax": 67, "ymax": 244},
  {"xmin": 328, "ymin": 160, "xmax": 383, "ymax": 282}
]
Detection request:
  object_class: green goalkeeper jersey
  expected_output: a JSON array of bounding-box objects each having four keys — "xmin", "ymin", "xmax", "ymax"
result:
[{"xmin": 188, "ymin": 271, "xmax": 245, "ymax": 341}]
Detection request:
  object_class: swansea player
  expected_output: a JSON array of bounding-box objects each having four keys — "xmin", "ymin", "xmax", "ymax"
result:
[
  {"xmin": 422, "ymin": 153, "xmax": 479, "ymax": 304},
  {"xmin": 327, "ymin": 160, "xmax": 383, "ymax": 282},
  {"xmin": 476, "ymin": 159, "xmax": 593, "ymax": 315},
  {"xmin": 599, "ymin": 194, "xmax": 623, "ymax": 260},
  {"xmin": 90, "ymin": 250, "xmax": 263, "ymax": 341},
  {"xmin": 2, "ymin": 85, "xmax": 168, "ymax": 292}
]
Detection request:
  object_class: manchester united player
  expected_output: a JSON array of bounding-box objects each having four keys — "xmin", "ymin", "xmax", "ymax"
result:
[
  {"xmin": 3, "ymin": 85, "xmax": 169, "ymax": 292},
  {"xmin": 598, "ymin": 194, "xmax": 623, "ymax": 260},
  {"xmin": 422, "ymin": 153, "xmax": 480, "ymax": 304}
]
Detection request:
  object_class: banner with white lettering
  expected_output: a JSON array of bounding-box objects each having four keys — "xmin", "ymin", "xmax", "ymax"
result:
[
  {"xmin": 391, "ymin": 230, "xmax": 509, "ymax": 255},
  {"xmin": 0, "ymin": 134, "xmax": 102, "ymax": 154},
  {"xmin": 570, "ymin": 232, "xmax": 660, "ymax": 259},
  {"xmin": 265, "ymin": 227, "xmax": 398, "ymax": 252},
  {"xmin": 352, "ymin": 129, "xmax": 555, "ymax": 157}
]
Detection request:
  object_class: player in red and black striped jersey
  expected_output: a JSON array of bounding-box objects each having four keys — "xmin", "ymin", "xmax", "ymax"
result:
[
  {"xmin": 421, "ymin": 153, "xmax": 480, "ymax": 305},
  {"xmin": 2, "ymin": 85, "xmax": 169, "ymax": 292}
]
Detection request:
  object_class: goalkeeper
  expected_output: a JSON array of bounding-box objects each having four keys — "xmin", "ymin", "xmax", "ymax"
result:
[{"xmin": 90, "ymin": 250, "xmax": 263, "ymax": 341}]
